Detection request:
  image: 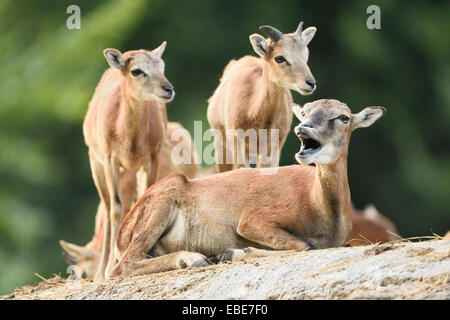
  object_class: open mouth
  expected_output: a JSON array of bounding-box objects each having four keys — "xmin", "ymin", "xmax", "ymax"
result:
[{"xmin": 298, "ymin": 134, "xmax": 322, "ymax": 156}]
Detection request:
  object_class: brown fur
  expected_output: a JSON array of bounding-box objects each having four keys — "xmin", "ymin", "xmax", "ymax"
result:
[
  {"xmin": 61, "ymin": 122, "xmax": 198, "ymax": 279},
  {"xmin": 83, "ymin": 44, "xmax": 174, "ymax": 278},
  {"xmin": 207, "ymin": 23, "xmax": 317, "ymax": 172},
  {"xmin": 158, "ymin": 122, "xmax": 198, "ymax": 180},
  {"xmin": 108, "ymin": 99, "xmax": 386, "ymax": 278},
  {"xmin": 346, "ymin": 205, "xmax": 398, "ymax": 246}
]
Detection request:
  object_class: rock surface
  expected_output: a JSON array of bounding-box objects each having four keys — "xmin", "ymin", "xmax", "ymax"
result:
[{"xmin": 4, "ymin": 239, "xmax": 450, "ymax": 300}]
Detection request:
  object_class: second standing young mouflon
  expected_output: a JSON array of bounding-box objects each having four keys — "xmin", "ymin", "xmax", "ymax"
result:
[{"xmin": 207, "ymin": 21, "xmax": 317, "ymax": 172}]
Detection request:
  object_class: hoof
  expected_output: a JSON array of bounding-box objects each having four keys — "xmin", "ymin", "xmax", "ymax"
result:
[
  {"xmin": 177, "ymin": 252, "xmax": 212, "ymax": 269},
  {"xmin": 207, "ymin": 256, "xmax": 220, "ymax": 264},
  {"xmin": 191, "ymin": 258, "xmax": 213, "ymax": 268},
  {"xmin": 219, "ymin": 248, "xmax": 235, "ymax": 262}
]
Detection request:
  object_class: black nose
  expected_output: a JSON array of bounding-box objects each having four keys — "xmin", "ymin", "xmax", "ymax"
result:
[
  {"xmin": 306, "ymin": 80, "xmax": 316, "ymax": 90},
  {"xmin": 162, "ymin": 85, "xmax": 173, "ymax": 95}
]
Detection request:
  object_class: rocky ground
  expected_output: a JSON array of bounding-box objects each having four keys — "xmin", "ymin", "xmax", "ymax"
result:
[{"xmin": 3, "ymin": 239, "xmax": 449, "ymax": 300}]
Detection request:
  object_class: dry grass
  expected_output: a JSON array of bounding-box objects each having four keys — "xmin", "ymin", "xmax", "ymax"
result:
[{"xmin": 3, "ymin": 237, "xmax": 449, "ymax": 300}]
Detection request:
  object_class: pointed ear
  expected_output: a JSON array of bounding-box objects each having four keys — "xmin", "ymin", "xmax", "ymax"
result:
[
  {"xmin": 103, "ymin": 48, "xmax": 126, "ymax": 71},
  {"xmin": 60, "ymin": 240, "xmax": 93, "ymax": 260},
  {"xmin": 292, "ymin": 103, "xmax": 303, "ymax": 120},
  {"xmin": 302, "ymin": 26, "xmax": 317, "ymax": 45},
  {"xmin": 249, "ymin": 34, "xmax": 269, "ymax": 58},
  {"xmin": 61, "ymin": 250, "xmax": 77, "ymax": 265},
  {"xmin": 351, "ymin": 106, "xmax": 386, "ymax": 131},
  {"xmin": 362, "ymin": 204, "xmax": 381, "ymax": 220},
  {"xmin": 152, "ymin": 41, "xmax": 167, "ymax": 58}
]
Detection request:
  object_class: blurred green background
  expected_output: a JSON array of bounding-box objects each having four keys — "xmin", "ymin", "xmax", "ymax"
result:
[{"xmin": 0, "ymin": 0, "xmax": 449, "ymax": 294}]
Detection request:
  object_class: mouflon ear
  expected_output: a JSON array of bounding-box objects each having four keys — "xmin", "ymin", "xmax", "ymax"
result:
[
  {"xmin": 351, "ymin": 106, "xmax": 386, "ymax": 131},
  {"xmin": 61, "ymin": 250, "xmax": 77, "ymax": 265},
  {"xmin": 103, "ymin": 48, "xmax": 126, "ymax": 71},
  {"xmin": 60, "ymin": 240, "xmax": 93, "ymax": 260},
  {"xmin": 152, "ymin": 41, "xmax": 167, "ymax": 58},
  {"xmin": 250, "ymin": 34, "xmax": 269, "ymax": 58},
  {"xmin": 292, "ymin": 103, "xmax": 303, "ymax": 120},
  {"xmin": 301, "ymin": 26, "xmax": 317, "ymax": 45}
]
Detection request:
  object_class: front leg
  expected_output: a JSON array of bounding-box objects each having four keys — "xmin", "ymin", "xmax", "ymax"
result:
[
  {"xmin": 257, "ymin": 149, "xmax": 280, "ymax": 175},
  {"xmin": 225, "ymin": 207, "xmax": 311, "ymax": 262},
  {"xmin": 233, "ymin": 135, "xmax": 248, "ymax": 170},
  {"xmin": 88, "ymin": 152, "xmax": 111, "ymax": 279},
  {"xmin": 136, "ymin": 167, "xmax": 148, "ymax": 198},
  {"xmin": 147, "ymin": 151, "xmax": 159, "ymax": 187},
  {"xmin": 136, "ymin": 151, "xmax": 160, "ymax": 198},
  {"xmin": 103, "ymin": 153, "xmax": 123, "ymax": 278},
  {"xmin": 257, "ymin": 128, "xmax": 281, "ymax": 169},
  {"xmin": 215, "ymin": 131, "xmax": 234, "ymax": 173},
  {"xmin": 257, "ymin": 153, "xmax": 278, "ymax": 168}
]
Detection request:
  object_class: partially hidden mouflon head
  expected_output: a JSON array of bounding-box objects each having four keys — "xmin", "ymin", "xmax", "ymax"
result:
[{"xmin": 60, "ymin": 240, "xmax": 100, "ymax": 279}]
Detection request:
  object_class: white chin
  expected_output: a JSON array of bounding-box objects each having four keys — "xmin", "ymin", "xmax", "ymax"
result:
[
  {"xmin": 292, "ymin": 85, "xmax": 314, "ymax": 96},
  {"xmin": 295, "ymin": 152, "xmax": 313, "ymax": 165},
  {"xmin": 155, "ymin": 94, "xmax": 174, "ymax": 103},
  {"xmin": 156, "ymin": 97, "xmax": 171, "ymax": 103}
]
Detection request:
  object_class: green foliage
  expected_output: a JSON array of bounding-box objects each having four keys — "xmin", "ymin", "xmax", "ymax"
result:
[{"xmin": 0, "ymin": 0, "xmax": 448, "ymax": 294}]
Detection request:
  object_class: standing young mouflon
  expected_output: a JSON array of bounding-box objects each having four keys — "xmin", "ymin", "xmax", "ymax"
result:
[
  {"xmin": 108, "ymin": 99, "xmax": 386, "ymax": 277},
  {"xmin": 83, "ymin": 43, "xmax": 174, "ymax": 279},
  {"xmin": 207, "ymin": 21, "xmax": 317, "ymax": 172}
]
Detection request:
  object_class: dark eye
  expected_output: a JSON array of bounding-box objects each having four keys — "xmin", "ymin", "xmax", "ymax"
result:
[
  {"xmin": 131, "ymin": 69, "xmax": 143, "ymax": 77},
  {"xmin": 338, "ymin": 115, "xmax": 350, "ymax": 124},
  {"xmin": 81, "ymin": 271, "xmax": 87, "ymax": 279},
  {"xmin": 274, "ymin": 56, "xmax": 286, "ymax": 64}
]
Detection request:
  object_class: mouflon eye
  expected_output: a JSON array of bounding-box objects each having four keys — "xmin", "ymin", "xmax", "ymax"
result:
[
  {"xmin": 131, "ymin": 69, "xmax": 144, "ymax": 77},
  {"xmin": 338, "ymin": 115, "xmax": 350, "ymax": 124},
  {"xmin": 274, "ymin": 56, "xmax": 286, "ymax": 64}
]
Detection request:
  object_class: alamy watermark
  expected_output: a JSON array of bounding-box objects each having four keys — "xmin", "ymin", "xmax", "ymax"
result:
[
  {"xmin": 367, "ymin": 5, "xmax": 381, "ymax": 30},
  {"xmin": 170, "ymin": 121, "xmax": 281, "ymax": 174},
  {"xmin": 66, "ymin": 5, "xmax": 81, "ymax": 30}
]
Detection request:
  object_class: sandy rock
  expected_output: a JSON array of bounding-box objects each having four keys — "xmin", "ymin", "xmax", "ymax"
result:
[{"xmin": 4, "ymin": 239, "xmax": 449, "ymax": 300}]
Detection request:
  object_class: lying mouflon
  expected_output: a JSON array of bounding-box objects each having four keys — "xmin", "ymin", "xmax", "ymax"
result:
[{"xmin": 109, "ymin": 99, "xmax": 386, "ymax": 277}]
